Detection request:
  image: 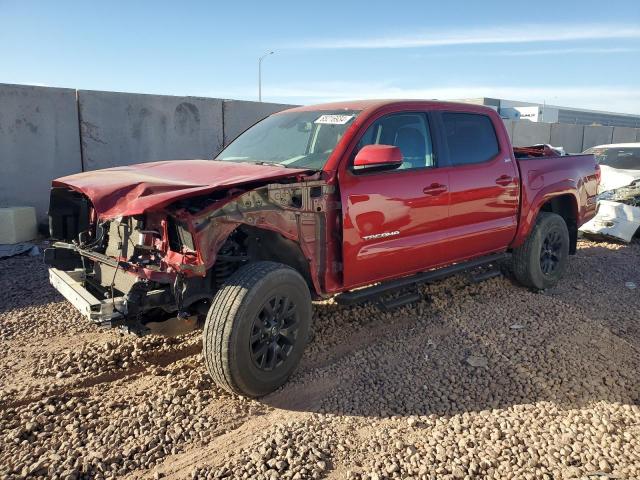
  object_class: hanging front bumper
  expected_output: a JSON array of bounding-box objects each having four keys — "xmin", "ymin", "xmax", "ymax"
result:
[{"xmin": 48, "ymin": 267, "xmax": 126, "ymax": 324}]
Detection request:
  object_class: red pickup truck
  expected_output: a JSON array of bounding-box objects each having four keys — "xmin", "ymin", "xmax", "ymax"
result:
[{"xmin": 45, "ymin": 100, "xmax": 599, "ymax": 396}]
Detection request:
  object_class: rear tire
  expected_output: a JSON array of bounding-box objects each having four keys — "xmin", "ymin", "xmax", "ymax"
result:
[
  {"xmin": 511, "ymin": 212, "xmax": 570, "ymax": 290},
  {"xmin": 202, "ymin": 261, "xmax": 312, "ymax": 397}
]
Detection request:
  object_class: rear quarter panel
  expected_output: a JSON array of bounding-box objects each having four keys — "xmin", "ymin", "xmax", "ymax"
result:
[{"xmin": 511, "ymin": 154, "xmax": 599, "ymax": 248}]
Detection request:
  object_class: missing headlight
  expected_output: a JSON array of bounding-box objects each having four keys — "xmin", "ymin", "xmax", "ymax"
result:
[{"xmin": 167, "ymin": 218, "xmax": 195, "ymax": 252}]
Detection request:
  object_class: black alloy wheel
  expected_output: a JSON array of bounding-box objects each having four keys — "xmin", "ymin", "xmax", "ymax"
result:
[
  {"xmin": 540, "ymin": 230, "xmax": 564, "ymax": 275},
  {"xmin": 511, "ymin": 212, "xmax": 570, "ymax": 290},
  {"xmin": 250, "ymin": 295, "xmax": 299, "ymax": 371},
  {"xmin": 202, "ymin": 261, "xmax": 312, "ymax": 397}
]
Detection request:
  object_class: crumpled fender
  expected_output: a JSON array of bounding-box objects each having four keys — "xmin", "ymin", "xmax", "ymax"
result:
[{"xmin": 168, "ymin": 179, "xmax": 335, "ymax": 296}]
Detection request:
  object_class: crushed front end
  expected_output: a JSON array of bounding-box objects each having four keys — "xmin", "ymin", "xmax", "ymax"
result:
[
  {"xmin": 43, "ymin": 172, "xmax": 335, "ymax": 333},
  {"xmin": 44, "ymin": 188, "xmax": 197, "ymax": 333}
]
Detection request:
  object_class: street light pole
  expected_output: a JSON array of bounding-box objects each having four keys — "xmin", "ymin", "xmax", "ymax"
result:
[{"xmin": 258, "ymin": 51, "xmax": 274, "ymax": 102}]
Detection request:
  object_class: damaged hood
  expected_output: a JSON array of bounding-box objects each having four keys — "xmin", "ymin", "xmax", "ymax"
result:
[
  {"xmin": 53, "ymin": 160, "xmax": 311, "ymax": 218},
  {"xmin": 599, "ymin": 165, "xmax": 640, "ymax": 193}
]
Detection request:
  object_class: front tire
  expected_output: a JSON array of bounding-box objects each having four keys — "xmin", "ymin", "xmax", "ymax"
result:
[
  {"xmin": 203, "ymin": 261, "xmax": 312, "ymax": 397},
  {"xmin": 511, "ymin": 212, "xmax": 570, "ymax": 290}
]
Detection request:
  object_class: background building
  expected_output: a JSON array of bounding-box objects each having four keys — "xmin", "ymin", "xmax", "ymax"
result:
[{"xmin": 456, "ymin": 98, "xmax": 640, "ymax": 128}]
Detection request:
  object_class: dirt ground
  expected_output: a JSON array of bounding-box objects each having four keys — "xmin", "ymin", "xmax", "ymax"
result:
[{"xmin": 0, "ymin": 239, "xmax": 639, "ymax": 480}]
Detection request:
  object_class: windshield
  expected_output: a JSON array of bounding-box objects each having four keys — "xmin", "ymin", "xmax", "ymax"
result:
[
  {"xmin": 584, "ymin": 146, "xmax": 640, "ymax": 170},
  {"xmin": 216, "ymin": 110, "xmax": 360, "ymax": 170}
]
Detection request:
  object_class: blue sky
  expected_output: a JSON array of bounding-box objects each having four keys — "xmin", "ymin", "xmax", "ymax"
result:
[{"xmin": 1, "ymin": 0, "xmax": 640, "ymax": 113}]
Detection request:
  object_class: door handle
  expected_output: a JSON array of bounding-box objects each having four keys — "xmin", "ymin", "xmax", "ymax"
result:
[
  {"xmin": 423, "ymin": 183, "xmax": 448, "ymax": 195},
  {"xmin": 495, "ymin": 175, "xmax": 513, "ymax": 186}
]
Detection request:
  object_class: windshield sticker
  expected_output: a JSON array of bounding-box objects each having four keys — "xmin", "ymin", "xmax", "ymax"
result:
[{"xmin": 314, "ymin": 114, "xmax": 354, "ymax": 125}]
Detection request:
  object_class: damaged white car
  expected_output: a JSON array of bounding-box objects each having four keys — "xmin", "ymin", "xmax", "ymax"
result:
[{"xmin": 579, "ymin": 143, "xmax": 640, "ymax": 243}]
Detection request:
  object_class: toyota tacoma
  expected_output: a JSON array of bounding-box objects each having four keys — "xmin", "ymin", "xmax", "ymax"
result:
[{"xmin": 45, "ymin": 100, "xmax": 600, "ymax": 396}]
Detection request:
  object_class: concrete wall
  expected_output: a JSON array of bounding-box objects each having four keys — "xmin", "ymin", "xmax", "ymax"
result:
[
  {"xmin": 0, "ymin": 84, "xmax": 82, "ymax": 222},
  {"xmin": 501, "ymin": 119, "xmax": 515, "ymax": 141},
  {"xmin": 0, "ymin": 83, "xmax": 295, "ymax": 223},
  {"xmin": 3, "ymin": 81, "xmax": 640, "ymax": 224},
  {"xmin": 222, "ymin": 100, "xmax": 294, "ymax": 147},
  {"xmin": 582, "ymin": 125, "xmax": 614, "ymax": 150},
  {"xmin": 512, "ymin": 121, "xmax": 551, "ymax": 147},
  {"xmin": 612, "ymin": 126, "xmax": 637, "ymax": 144},
  {"xmin": 78, "ymin": 90, "xmax": 224, "ymax": 170},
  {"xmin": 550, "ymin": 123, "xmax": 584, "ymax": 154},
  {"xmin": 507, "ymin": 120, "xmax": 640, "ymax": 152}
]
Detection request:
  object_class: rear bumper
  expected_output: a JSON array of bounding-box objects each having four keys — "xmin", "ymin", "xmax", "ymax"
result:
[{"xmin": 49, "ymin": 268, "xmax": 126, "ymax": 324}]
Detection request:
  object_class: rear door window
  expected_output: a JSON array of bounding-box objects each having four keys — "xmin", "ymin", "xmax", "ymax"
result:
[{"xmin": 442, "ymin": 113, "xmax": 499, "ymax": 166}]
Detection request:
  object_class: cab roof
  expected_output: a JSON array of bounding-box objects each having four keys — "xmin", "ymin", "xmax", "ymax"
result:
[{"xmin": 280, "ymin": 99, "xmax": 496, "ymax": 115}]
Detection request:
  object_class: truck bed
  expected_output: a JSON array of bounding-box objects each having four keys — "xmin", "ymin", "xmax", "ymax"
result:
[{"xmin": 513, "ymin": 144, "xmax": 566, "ymax": 158}]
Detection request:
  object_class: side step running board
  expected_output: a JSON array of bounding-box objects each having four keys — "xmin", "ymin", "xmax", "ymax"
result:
[
  {"xmin": 335, "ymin": 253, "xmax": 507, "ymax": 306},
  {"xmin": 470, "ymin": 269, "xmax": 503, "ymax": 283},
  {"xmin": 377, "ymin": 291, "xmax": 422, "ymax": 312}
]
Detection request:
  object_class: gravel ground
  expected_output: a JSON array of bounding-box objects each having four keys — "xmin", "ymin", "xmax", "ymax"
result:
[{"xmin": 0, "ymin": 239, "xmax": 638, "ymax": 480}]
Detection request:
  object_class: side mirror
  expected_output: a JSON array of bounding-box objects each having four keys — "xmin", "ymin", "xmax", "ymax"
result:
[{"xmin": 354, "ymin": 144, "xmax": 403, "ymax": 170}]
